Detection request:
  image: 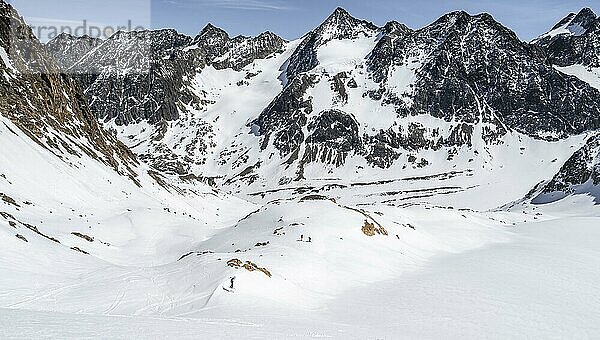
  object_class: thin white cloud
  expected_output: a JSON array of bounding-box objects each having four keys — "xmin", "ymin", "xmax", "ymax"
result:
[{"xmin": 164, "ymin": 0, "xmax": 293, "ymax": 11}]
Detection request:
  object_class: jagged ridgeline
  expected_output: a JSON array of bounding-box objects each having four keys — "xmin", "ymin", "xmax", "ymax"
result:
[
  {"xmin": 530, "ymin": 8, "xmax": 600, "ymax": 202},
  {"xmin": 45, "ymin": 33, "xmax": 102, "ymax": 70},
  {"xmin": 0, "ymin": 1, "xmax": 138, "ymax": 181},
  {"xmin": 533, "ymin": 8, "xmax": 600, "ymax": 67},
  {"xmin": 40, "ymin": 6, "xmax": 600, "ymax": 188},
  {"xmin": 48, "ymin": 24, "xmax": 286, "ymax": 126},
  {"xmin": 254, "ymin": 8, "xmax": 600, "ymax": 170}
]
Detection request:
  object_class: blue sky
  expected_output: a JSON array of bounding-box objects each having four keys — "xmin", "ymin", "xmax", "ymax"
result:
[
  {"xmin": 152, "ymin": 0, "xmax": 599, "ymax": 40},
  {"xmin": 7, "ymin": 0, "xmax": 600, "ymax": 41}
]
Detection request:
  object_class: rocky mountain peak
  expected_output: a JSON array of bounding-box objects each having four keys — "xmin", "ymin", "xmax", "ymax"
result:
[
  {"xmin": 193, "ymin": 23, "xmax": 229, "ymax": 45},
  {"xmin": 413, "ymin": 10, "xmax": 523, "ymax": 59},
  {"xmin": 430, "ymin": 10, "xmax": 472, "ymax": 28},
  {"xmin": 324, "ymin": 7, "xmax": 359, "ymax": 25},
  {"xmin": 426, "ymin": 11, "xmax": 507, "ymax": 35},
  {"xmin": 48, "ymin": 32, "xmax": 102, "ymax": 45},
  {"xmin": 45, "ymin": 33, "xmax": 103, "ymax": 70},
  {"xmin": 286, "ymin": 8, "xmax": 379, "ymax": 80},
  {"xmin": 538, "ymin": 7, "xmax": 597, "ymax": 40},
  {"xmin": 70, "ymin": 28, "xmax": 191, "ymax": 73},
  {"xmin": 0, "ymin": 0, "xmax": 10, "ymax": 14},
  {"xmin": 211, "ymin": 30, "xmax": 286, "ymax": 71},
  {"xmin": 572, "ymin": 8, "xmax": 598, "ymax": 30},
  {"xmin": 50, "ymin": 32, "xmax": 98, "ymax": 42},
  {"xmin": 382, "ymin": 20, "xmax": 412, "ymax": 36},
  {"xmin": 317, "ymin": 7, "xmax": 378, "ymax": 41},
  {"xmin": 551, "ymin": 13, "xmax": 577, "ymax": 31},
  {"xmin": 330, "ymin": 7, "xmax": 351, "ymax": 19},
  {"xmin": 534, "ymin": 7, "xmax": 600, "ymax": 67},
  {"xmin": 199, "ymin": 23, "xmax": 221, "ymax": 34},
  {"xmin": 0, "ymin": 1, "xmax": 13, "ymax": 48},
  {"xmin": 1, "ymin": 1, "xmax": 59, "ymax": 73},
  {"xmin": 113, "ymin": 29, "xmax": 191, "ymax": 54},
  {"xmin": 256, "ymin": 30, "xmax": 284, "ymax": 42}
]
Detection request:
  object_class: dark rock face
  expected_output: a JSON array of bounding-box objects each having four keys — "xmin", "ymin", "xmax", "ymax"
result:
[
  {"xmin": 81, "ymin": 59, "xmax": 196, "ymax": 125},
  {"xmin": 362, "ymin": 123, "xmax": 439, "ymax": 168},
  {"xmin": 367, "ymin": 21, "xmax": 413, "ymax": 83},
  {"xmin": 60, "ymin": 24, "xmax": 285, "ymax": 127},
  {"xmin": 364, "ymin": 135, "xmax": 402, "ymax": 169},
  {"xmin": 213, "ymin": 31, "xmax": 285, "ymax": 71},
  {"xmin": 534, "ymin": 8, "xmax": 600, "ymax": 67},
  {"xmin": 444, "ymin": 123, "xmax": 474, "ymax": 147},
  {"xmin": 533, "ymin": 135, "xmax": 600, "ymax": 203},
  {"xmin": 253, "ymin": 74, "xmax": 315, "ymax": 156},
  {"xmin": 371, "ymin": 11, "xmax": 600, "ymax": 139},
  {"xmin": 286, "ymin": 7, "xmax": 378, "ymax": 80},
  {"xmin": 45, "ymin": 33, "xmax": 102, "ymax": 70},
  {"xmin": 0, "ymin": 1, "xmax": 137, "ymax": 177},
  {"xmin": 254, "ymin": 9, "xmax": 600, "ymax": 172},
  {"xmin": 69, "ymin": 29, "xmax": 194, "ymax": 125},
  {"xmin": 303, "ymin": 110, "xmax": 362, "ymax": 166}
]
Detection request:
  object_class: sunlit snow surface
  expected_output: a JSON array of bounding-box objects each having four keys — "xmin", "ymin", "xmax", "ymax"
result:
[
  {"xmin": 2, "ymin": 104, "xmax": 599, "ymax": 338},
  {"xmin": 2, "ymin": 31, "xmax": 600, "ymax": 340},
  {"xmin": 0, "ymin": 46, "xmax": 17, "ymax": 74},
  {"xmin": 556, "ymin": 64, "xmax": 600, "ymax": 90}
]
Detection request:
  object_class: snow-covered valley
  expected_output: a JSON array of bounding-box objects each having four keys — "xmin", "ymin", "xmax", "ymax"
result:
[
  {"xmin": 2, "ymin": 117, "xmax": 598, "ymax": 338},
  {"xmin": 2, "ymin": 200, "xmax": 599, "ymax": 339},
  {"xmin": 2, "ymin": 1, "xmax": 600, "ymax": 338}
]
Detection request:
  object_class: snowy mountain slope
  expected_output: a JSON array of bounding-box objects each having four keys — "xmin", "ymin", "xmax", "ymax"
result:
[
  {"xmin": 2, "ymin": 1, "xmax": 600, "ymax": 338},
  {"xmin": 1, "ymin": 1, "xmax": 519, "ymax": 314},
  {"xmin": 534, "ymin": 8, "xmax": 600, "ymax": 90},
  {"xmin": 1, "ymin": 0, "xmax": 265, "ymax": 263},
  {"xmin": 44, "ymin": 8, "xmax": 600, "ymax": 196},
  {"xmin": 528, "ymin": 8, "xmax": 600, "ymax": 204},
  {"xmin": 3, "ymin": 161, "xmax": 599, "ymax": 339},
  {"xmin": 0, "ymin": 13, "xmax": 263, "ymax": 303},
  {"xmin": 58, "ymin": 24, "xmax": 287, "ymax": 175},
  {"xmin": 532, "ymin": 133, "xmax": 600, "ymax": 204},
  {"xmin": 285, "ymin": 7, "xmax": 379, "ymax": 80},
  {"xmin": 0, "ymin": 191, "xmax": 517, "ymax": 314},
  {"xmin": 3, "ymin": 202, "xmax": 600, "ymax": 339},
  {"xmin": 230, "ymin": 9, "xmax": 600, "ymax": 197},
  {"xmin": 0, "ymin": 112, "xmax": 253, "ymax": 264},
  {"xmin": 102, "ymin": 38, "xmax": 295, "ymax": 177},
  {"xmin": 555, "ymin": 64, "xmax": 600, "ymax": 90},
  {"xmin": 0, "ymin": 1, "xmax": 137, "ymax": 179}
]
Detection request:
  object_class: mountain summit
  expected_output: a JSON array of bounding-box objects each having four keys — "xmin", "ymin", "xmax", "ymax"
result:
[
  {"xmin": 534, "ymin": 7, "xmax": 600, "ymax": 67},
  {"xmin": 319, "ymin": 7, "xmax": 379, "ymax": 38},
  {"xmin": 285, "ymin": 7, "xmax": 379, "ymax": 79},
  {"xmin": 548, "ymin": 8, "xmax": 598, "ymax": 36}
]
